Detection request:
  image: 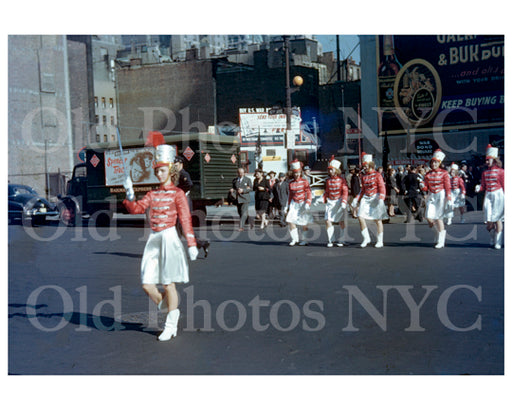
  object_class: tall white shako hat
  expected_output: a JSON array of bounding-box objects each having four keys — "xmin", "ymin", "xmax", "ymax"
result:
[
  {"xmin": 145, "ymin": 131, "xmax": 176, "ymax": 168},
  {"xmin": 450, "ymin": 162, "xmax": 459, "ymax": 171},
  {"xmin": 361, "ymin": 152, "xmax": 372, "ymax": 166},
  {"xmin": 486, "ymin": 144, "xmax": 498, "ymax": 159},
  {"xmin": 431, "ymin": 149, "xmax": 445, "ymax": 163},
  {"xmin": 290, "ymin": 159, "xmax": 302, "ymax": 172},
  {"xmin": 154, "ymin": 144, "xmax": 176, "ymax": 168},
  {"xmin": 328, "ymin": 155, "xmax": 341, "ymax": 170}
]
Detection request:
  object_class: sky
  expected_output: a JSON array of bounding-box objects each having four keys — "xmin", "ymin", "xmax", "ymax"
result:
[{"xmin": 316, "ymin": 35, "xmax": 361, "ymax": 64}]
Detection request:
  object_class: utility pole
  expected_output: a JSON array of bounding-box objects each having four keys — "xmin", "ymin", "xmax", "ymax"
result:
[{"xmin": 336, "ymin": 35, "xmax": 341, "ymax": 82}]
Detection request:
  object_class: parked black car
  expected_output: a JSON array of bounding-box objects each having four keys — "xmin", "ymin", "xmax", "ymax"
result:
[{"xmin": 8, "ymin": 184, "xmax": 58, "ymax": 225}]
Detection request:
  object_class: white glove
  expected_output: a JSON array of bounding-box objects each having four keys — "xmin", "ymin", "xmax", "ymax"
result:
[
  {"xmin": 351, "ymin": 199, "xmax": 358, "ymax": 208},
  {"xmin": 474, "ymin": 184, "xmax": 481, "ymax": 193},
  {"xmin": 378, "ymin": 199, "xmax": 385, "ymax": 208},
  {"xmin": 123, "ymin": 176, "xmax": 135, "ymax": 201},
  {"xmin": 341, "ymin": 202, "xmax": 347, "ymax": 210},
  {"xmin": 304, "ymin": 203, "xmax": 311, "ymax": 211},
  {"xmin": 284, "ymin": 206, "xmax": 289, "ymax": 214},
  {"xmin": 461, "ymin": 194, "xmax": 465, "ymax": 201},
  {"xmin": 446, "ymin": 199, "xmax": 454, "ymax": 211},
  {"xmin": 188, "ymin": 246, "xmax": 198, "ymax": 261}
]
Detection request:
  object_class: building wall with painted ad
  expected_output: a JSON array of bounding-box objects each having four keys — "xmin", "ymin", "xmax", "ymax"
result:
[
  {"xmin": 361, "ymin": 35, "xmax": 504, "ymax": 166},
  {"xmin": 378, "ymin": 35, "xmax": 504, "ymax": 134}
]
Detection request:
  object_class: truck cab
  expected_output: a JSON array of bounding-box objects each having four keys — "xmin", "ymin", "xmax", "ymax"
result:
[{"xmin": 59, "ymin": 132, "xmax": 240, "ymax": 226}]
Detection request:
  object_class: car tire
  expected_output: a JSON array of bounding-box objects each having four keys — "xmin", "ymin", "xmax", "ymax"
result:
[{"xmin": 32, "ymin": 215, "xmax": 47, "ymax": 226}]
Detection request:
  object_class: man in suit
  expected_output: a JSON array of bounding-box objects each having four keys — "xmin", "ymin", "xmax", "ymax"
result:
[{"xmin": 230, "ymin": 167, "xmax": 253, "ymax": 231}]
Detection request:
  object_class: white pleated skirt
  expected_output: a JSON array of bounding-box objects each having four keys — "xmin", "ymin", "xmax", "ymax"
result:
[
  {"xmin": 425, "ymin": 191, "xmax": 447, "ymax": 220},
  {"xmin": 446, "ymin": 188, "xmax": 465, "ymax": 219},
  {"xmin": 484, "ymin": 188, "xmax": 504, "ymax": 223},
  {"xmin": 141, "ymin": 226, "xmax": 189, "ymax": 285},
  {"xmin": 286, "ymin": 200, "xmax": 313, "ymax": 226},
  {"xmin": 357, "ymin": 194, "xmax": 388, "ymax": 220},
  {"xmin": 452, "ymin": 188, "xmax": 465, "ymax": 208},
  {"xmin": 324, "ymin": 198, "xmax": 346, "ymax": 223}
]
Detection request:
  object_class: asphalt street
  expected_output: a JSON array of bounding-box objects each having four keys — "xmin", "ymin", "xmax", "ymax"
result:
[{"xmin": 8, "ymin": 210, "xmax": 504, "ymax": 375}]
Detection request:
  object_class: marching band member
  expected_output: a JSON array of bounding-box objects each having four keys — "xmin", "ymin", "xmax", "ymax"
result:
[
  {"xmin": 351, "ymin": 153, "xmax": 387, "ymax": 248},
  {"xmin": 446, "ymin": 163, "xmax": 466, "ymax": 225},
  {"xmin": 123, "ymin": 140, "xmax": 198, "ymax": 342},
  {"xmin": 475, "ymin": 145, "xmax": 505, "ymax": 249},
  {"xmin": 285, "ymin": 160, "xmax": 313, "ymax": 246},
  {"xmin": 323, "ymin": 156, "xmax": 349, "ymax": 247},
  {"xmin": 422, "ymin": 149, "xmax": 452, "ymax": 249}
]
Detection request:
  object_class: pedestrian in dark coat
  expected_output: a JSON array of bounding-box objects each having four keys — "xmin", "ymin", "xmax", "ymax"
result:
[
  {"xmin": 253, "ymin": 169, "xmax": 271, "ymax": 228},
  {"xmin": 272, "ymin": 172, "xmax": 289, "ymax": 227}
]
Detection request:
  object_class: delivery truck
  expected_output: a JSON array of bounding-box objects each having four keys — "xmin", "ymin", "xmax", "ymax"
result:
[{"xmin": 58, "ymin": 132, "xmax": 240, "ymax": 227}]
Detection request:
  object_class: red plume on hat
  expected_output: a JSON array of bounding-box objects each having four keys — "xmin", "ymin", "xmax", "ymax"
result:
[{"xmin": 145, "ymin": 131, "xmax": 165, "ymax": 147}]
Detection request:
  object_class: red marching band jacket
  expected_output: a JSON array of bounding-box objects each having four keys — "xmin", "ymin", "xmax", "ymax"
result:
[
  {"xmin": 480, "ymin": 165, "xmax": 505, "ymax": 193},
  {"xmin": 324, "ymin": 175, "xmax": 349, "ymax": 203},
  {"xmin": 450, "ymin": 175, "xmax": 466, "ymax": 195},
  {"xmin": 288, "ymin": 177, "xmax": 312, "ymax": 206},
  {"xmin": 422, "ymin": 168, "xmax": 452, "ymax": 200},
  {"xmin": 355, "ymin": 170, "xmax": 386, "ymax": 201},
  {"xmin": 123, "ymin": 183, "xmax": 197, "ymax": 247}
]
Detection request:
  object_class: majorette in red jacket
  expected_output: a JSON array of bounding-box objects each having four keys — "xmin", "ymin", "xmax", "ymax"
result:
[
  {"xmin": 422, "ymin": 168, "xmax": 452, "ymax": 200},
  {"xmin": 355, "ymin": 169, "xmax": 386, "ymax": 201},
  {"xmin": 123, "ymin": 183, "xmax": 197, "ymax": 247},
  {"xmin": 288, "ymin": 177, "xmax": 312, "ymax": 206},
  {"xmin": 324, "ymin": 175, "xmax": 349, "ymax": 203},
  {"xmin": 480, "ymin": 165, "xmax": 505, "ymax": 193},
  {"xmin": 450, "ymin": 175, "xmax": 466, "ymax": 195}
]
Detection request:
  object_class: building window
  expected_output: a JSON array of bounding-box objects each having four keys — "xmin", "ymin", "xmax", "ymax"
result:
[
  {"xmin": 95, "ymin": 115, "xmax": 99, "ymax": 124},
  {"xmin": 103, "ymin": 134, "xmax": 108, "ymax": 142},
  {"xmin": 102, "ymin": 115, "xmax": 107, "ymax": 125},
  {"xmin": 240, "ymin": 151, "xmax": 249, "ymax": 172},
  {"xmin": 101, "ymin": 97, "xmax": 106, "ymax": 108},
  {"xmin": 96, "ymin": 134, "xmax": 100, "ymax": 142},
  {"xmin": 111, "ymin": 134, "xmax": 116, "ymax": 142},
  {"xmin": 295, "ymin": 150, "xmax": 308, "ymax": 164},
  {"xmin": 110, "ymin": 116, "xmax": 115, "ymax": 126},
  {"xmin": 94, "ymin": 97, "xmax": 98, "ymax": 107},
  {"xmin": 266, "ymin": 149, "xmax": 276, "ymax": 157},
  {"xmin": 109, "ymin": 98, "xmax": 114, "ymax": 108}
]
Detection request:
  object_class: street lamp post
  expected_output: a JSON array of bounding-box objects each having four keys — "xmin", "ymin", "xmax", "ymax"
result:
[
  {"xmin": 283, "ymin": 35, "xmax": 303, "ymax": 166},
  {"xmin": 284, "ymin": 35, "xmax": 293, "ymax": 165}
]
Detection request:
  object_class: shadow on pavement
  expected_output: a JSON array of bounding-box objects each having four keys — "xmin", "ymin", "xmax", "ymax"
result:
[{"xmin": 8, "ymin": 304, "xmax": 158, "ymax": 336}]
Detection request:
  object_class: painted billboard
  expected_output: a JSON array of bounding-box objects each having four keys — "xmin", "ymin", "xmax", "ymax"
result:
[
  {"xmin": 377, "ymin": 35, "xmax": 504, "ymax": 135},
  {"xmin": 239, "ymin": 107, "xmax": 313, "ymax": 147},
  {"xmin": 104, "ymin": 146, "xmax": 159, "ymax": 186}
]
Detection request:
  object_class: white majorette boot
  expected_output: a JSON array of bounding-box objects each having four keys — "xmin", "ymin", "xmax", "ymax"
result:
[
  {"xmin": 375, "ymin": 232, "xmax": 384, "ymax": 248},
  {"xmin": 326, "ymin": 226, "xmax": 335, "ymax": 247},
  {"xmin": 489, "ymin": 230, "xmax": 496, "ymax": 247},
  {"xmin": 158, "ymin": 308, "xmax": 180, "ymax": 341},
  {"xmin": 289, "ymin": 228, "xmax": 299, "ymax": 246},
  {"xmin": 495, "ymin": 231, "xmax": 503, "ymax": 250},
  {"xmin": 360, "ymin": 228, "xmax": 371, "ymax": 248},
  {"xmin": 435, "ymin": 230, "xmax": 446, "ymax": 249},
  {"xmin": 336, "ymin": 228, "xmax": 345, "ymax": 247}
]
